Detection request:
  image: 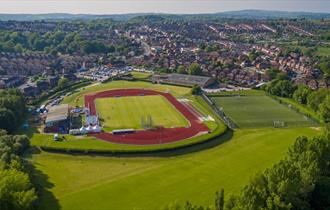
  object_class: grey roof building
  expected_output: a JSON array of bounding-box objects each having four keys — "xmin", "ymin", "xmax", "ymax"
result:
[
  {"xmin": 45, "ymin": 104, "xmax": 69, "ymax": 125},
  {"xmin": 151, "ymin": 73, "xmax": 215, "ymax": 87}
]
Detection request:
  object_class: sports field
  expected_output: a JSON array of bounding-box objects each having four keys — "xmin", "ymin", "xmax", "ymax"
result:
[
  {"xmin": 29, "ymin": 127, "xmax": 318, "ymax": 210},
  {"xmin": 95, "ymin": 95, "xmax": 189, "ymax": 131},
  {"xmin": 211, "ymin": 94, "xmax": 314, "ymax": 128}
]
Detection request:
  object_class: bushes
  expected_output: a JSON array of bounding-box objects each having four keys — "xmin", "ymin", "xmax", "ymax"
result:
[
  {"xmin": 219, "ymin": 132, "xmax": 330, "ymax": 210},
  {"xmin": 0, "ymin": 108, "xmax": 17, "ymax": 132},
  {"xmin": 169, "ymin": 130, "xmax": 330, "ymax": 210},
  {"xmin": 0, "ymin": 132, "xmax": 37, "ymax": 210},
  {"xmin": 320, "ymin": 96, "xmax": 330, "ymax": 123},
  {"xmin": 191, "ymin": 85, "xmax": 202, "ymax": 95},
  {"xmin": 0, "ymin": 89, "xmax": 26, "ymax": 133},
  {"xmin": 0, "ymin": 167, "xmax": 37, "ymax": 210},
  {"xmin": 265, "ymin": 79, "xmax": 296, "ymax": 98},
  {"xmin": 293, "ymin": 85, "xmax": 312, "ymax": 104},
  {"xmin": 267, "ymin": 81, "xmax": 330, "ymax": 123}
]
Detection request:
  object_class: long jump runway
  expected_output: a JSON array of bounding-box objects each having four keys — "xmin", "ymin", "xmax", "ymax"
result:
[{"xmin": 84, "ymin": 89, "xmax": 209, "ymax": 145}]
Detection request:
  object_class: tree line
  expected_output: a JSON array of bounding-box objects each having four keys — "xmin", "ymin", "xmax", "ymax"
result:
[
  {"xmin": 0, "ymin": 30, "xmax": 134, "ymax": 55},
  {"xmin": 163, "ymin": 128, "xmax": 330, "ymax": 210},
  {"xmin": 262, "ymin": 72, "xmax": 330, "ymax": 123},
  {"xmin": 0, "ymin": 130, "xmax": 38, "ymax": 210},
  {"xmin": 0, "ymin": 89, "xmax": 26, "ymax": 133}
]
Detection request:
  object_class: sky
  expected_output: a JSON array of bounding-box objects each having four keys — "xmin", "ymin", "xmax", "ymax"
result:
[{"xmin": 0, "ymin": 0, "xmax": 329, "ymax": 14}]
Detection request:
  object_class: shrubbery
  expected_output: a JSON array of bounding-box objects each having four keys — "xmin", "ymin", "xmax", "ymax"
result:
[
  {"xmin": 0, "ymin": 131, "xmax": 37, "ymax": 210},
  {"xmin": 265, "ymin": 78, "xmax": 330, "ymax": 123},
  {"xmin": 0, "ymin": 89, "xmax": 26, "ymax": 133},
  {"xmin": 166, "ymin": 129, "xmax": 330, "ymax": 210}
]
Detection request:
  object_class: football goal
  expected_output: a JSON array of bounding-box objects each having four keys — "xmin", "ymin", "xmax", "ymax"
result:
[{"xmin": 273, "ymin": 121, "xmax": 286, "ymax": 128}]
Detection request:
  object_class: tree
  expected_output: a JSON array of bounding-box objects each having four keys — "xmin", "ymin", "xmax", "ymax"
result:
[
  {"xmin": 265, "ymin": 68, "xmax": 280, "ymax": 80},
  {"xmin": 188, "ymin": 63, "xmax": 202, "ymax": 76},
  {"xmin": 224, "ymin": 134, "xmax": 330, "ymax": 210},
  {"xmin": 80, "ymin": 40, "xmax": 108, "ymax": 54},
  {"xmin": 14, "ymin": 44, "xmax": 23, "ymax": 53},
  {"xmin": 191, "ymin": 85, "xmax": 201, "ymax": 95},
  {"xmin": 265, "ymin": 80, "xmax": 296, "ymax": 98},
  {"xmin": 317, "ymin": 60, "xmax": 330, "ymax": 85},
  {"xmin": 215, "ymin": 189, "xmax": 224, "ymax": 210},
  {"xmin": 307, "ymin": 88, "xmax": 329, "ymax": 111},
  {"xmin": 57, "ymin": 77, "xmax": 69, "ymax": 90},
  {"xmin": 0, "ymin": 108, "xmax": 16, "ymax": 132},
  {"xmin": 275, "ymin": 72, "xmax": 288, "ymax": 80},
  {"xmin": 248, "ymin": 49, "xmax": 260, "ymax": 62},
  {"xmin": 177, "ymin": 65, "xmax": 186, "ymax": 74},
  {"xmin": 320, "ymin": 95, "xmax": 330, "ymax": 123},
  {"xmin": 311, "ymin": 177, "xmax": 330, "ymax": 209},
  {"xmin": 0, "ymin": 168, "xmax": 37, "ymax": 210},
  {"xmin": 293, "ymin": 85, "xmax": 312, "ymax": 104}
]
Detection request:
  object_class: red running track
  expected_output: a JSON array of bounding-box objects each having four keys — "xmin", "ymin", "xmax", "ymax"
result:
[{"xmin": 84, "ymin": 89, "xmax": 209, "ymax": 145}]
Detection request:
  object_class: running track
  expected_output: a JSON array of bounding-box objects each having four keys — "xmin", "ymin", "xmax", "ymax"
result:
[{"xmin": 84, "ymin": 89, "xmax": 209, "ymax": 145}]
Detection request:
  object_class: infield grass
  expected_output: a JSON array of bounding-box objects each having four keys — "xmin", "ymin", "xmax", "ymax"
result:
[
  {"xmin": 95, "ymin": 95, "xmax": 189, "ymax": 131},
  {"xmin": 29, "ymin": 127, "xmax": 318, "ymax": 210}
]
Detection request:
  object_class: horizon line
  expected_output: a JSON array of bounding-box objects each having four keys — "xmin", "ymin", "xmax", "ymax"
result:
[{"xmin": 0, "ymin": 9, "xmax": 330, "ymax": 15}]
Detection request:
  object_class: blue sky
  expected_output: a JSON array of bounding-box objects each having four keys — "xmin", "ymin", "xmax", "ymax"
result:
[{"xmin": 0, "ymin": 0, "xmax": 329, "ymax": 14}]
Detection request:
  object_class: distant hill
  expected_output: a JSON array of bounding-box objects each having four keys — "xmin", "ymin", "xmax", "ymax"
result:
[
  {"xmin": 0, "ymin": 13, "xmax": 146, "ymax": 21},
  {"xmin": 0, "ymin": 10, "xmax": 329, "ymax": 21},
  {"xmin": 212, "ymin": 10, "xmax": 330, "ymax": 19}
]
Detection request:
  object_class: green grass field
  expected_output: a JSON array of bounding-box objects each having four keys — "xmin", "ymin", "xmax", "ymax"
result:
[
  {"xmin": 29, "ymin": 127, "xmax": 318, "ymax": 210},
  {"xmin": 25, "ymin": 81, "xmax": 322, "ymax": 210},
  {"xmin": 95, "ymin": 95, "xmax": 189, "ymax": 131},
  {"xmin": 316, "ymin": 46, "xmax": 330, "ymax": 57},
  {"xmin": 130, "ymin": 71, "xmax": 152, "ymax": 79},
  {"xmin": 211, "ymin": 94, "xmax": 314, "ymax": 128},
  {"xmin": 29, "ymin": 81, "xmax": 224, "ymax": 152}
]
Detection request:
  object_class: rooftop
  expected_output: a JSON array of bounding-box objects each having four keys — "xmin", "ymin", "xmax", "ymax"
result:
[
  {"xmin": 152, "ymin": 73, "xmax": 213, "ymax": 87},
  {"xmin": 45, "ymin": 104, "xmax": 69, "ymax": 123}
]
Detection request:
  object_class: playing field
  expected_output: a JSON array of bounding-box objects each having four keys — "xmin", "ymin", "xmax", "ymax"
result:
[
  {"xmin": 29, "ymin": 127, "xmax": 318, "ymax": 210},
  {"xmin": 95, "ymin": 95, "xmax": 189, "ymax": 131},
  {"xmin": 211, "ymin": 95, "xmax": 314, "ymax": 128}
]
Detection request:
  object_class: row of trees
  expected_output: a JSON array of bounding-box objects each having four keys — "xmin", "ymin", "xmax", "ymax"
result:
[
  {"xmin": 0, "ymin": 30, "xmax": 127, "ymax": 55},
  {"xmin": 263, "ymin": 75, "xmax": 330, "ymax": 123},
  {"xmin": 164, "ymin": 129, "xmax": 330, "ymax": 210},
  {"xmin": 0, "ymin": 89, "xmax": 26, "ymax": 132},
  {"xmin": 0, "ymin": 131, "xmax": 37, "ymax": 210}
]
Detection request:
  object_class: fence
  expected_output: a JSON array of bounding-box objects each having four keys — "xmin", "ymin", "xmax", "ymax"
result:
[{"xmin": 201, "ymin": 93, "xmax": 237, "ymax": 129}]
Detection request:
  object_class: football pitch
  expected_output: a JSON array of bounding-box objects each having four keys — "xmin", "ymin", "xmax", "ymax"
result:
[
  {"xmin": 95, "ymin": 95, "xmax": 189, "ymax": 131},
  {"xmin": 211, "ymin": 95, "xmax": 315, "ymax": 128}
]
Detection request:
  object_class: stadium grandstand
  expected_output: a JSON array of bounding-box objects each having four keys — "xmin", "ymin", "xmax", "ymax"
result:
[
  {"xmin": 44, "ymin": 104, "xmax": 70, "ymax": 134},
  {"xmin": 151, "ymin": 73, "xmax": 215, "ymax": 87}
]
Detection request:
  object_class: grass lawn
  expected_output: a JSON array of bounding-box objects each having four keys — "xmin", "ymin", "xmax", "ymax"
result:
[
  {"xmin": 28, "ymin": 127, "xmax": 319, "ymax": 210},
  {"xmin": 130, "ymin": 71, "xmax": 152, "ymax": 79},
  {"xmin": 211, "ymin": 94, "xmax": 314, "ymax": 128},
  {"xmin": 317, "ymin": 47, "xmax": 330, "ymax": 57},
  {"xmin": 30, "ymin": 81, "xmax": 224, "ymax": 152},
  {"xmin": 30, "ymin": 94, "xmax": 226, "ymax": 152},
  {"xmin": 95, "ymin": 95, "xmax": 189, "ymax": 131},
  {"xmin": 276, "ymin": 96, "xmax": 320, "ymax": 123}
]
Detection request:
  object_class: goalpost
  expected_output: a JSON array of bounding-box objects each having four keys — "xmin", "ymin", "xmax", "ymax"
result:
[
  {"xmin": 141, "ymin": 116, "xmax": 145, "ymax": 129},
  {"xmin": 141, "ymin": 115, "xmax": 154, "ymax": 129},
  {"xmin": 273, "ymin": 121, "xmax": 285, "ymax": 128}
]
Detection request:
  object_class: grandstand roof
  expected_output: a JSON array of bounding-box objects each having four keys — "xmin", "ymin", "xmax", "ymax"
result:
[
  {"xmin": 152, "ymin": 73, "xmax": 214, "ymax": 87},
  {"xmin": 45, "ymin": 104, "xmax": 69, "ymax": 123}
]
